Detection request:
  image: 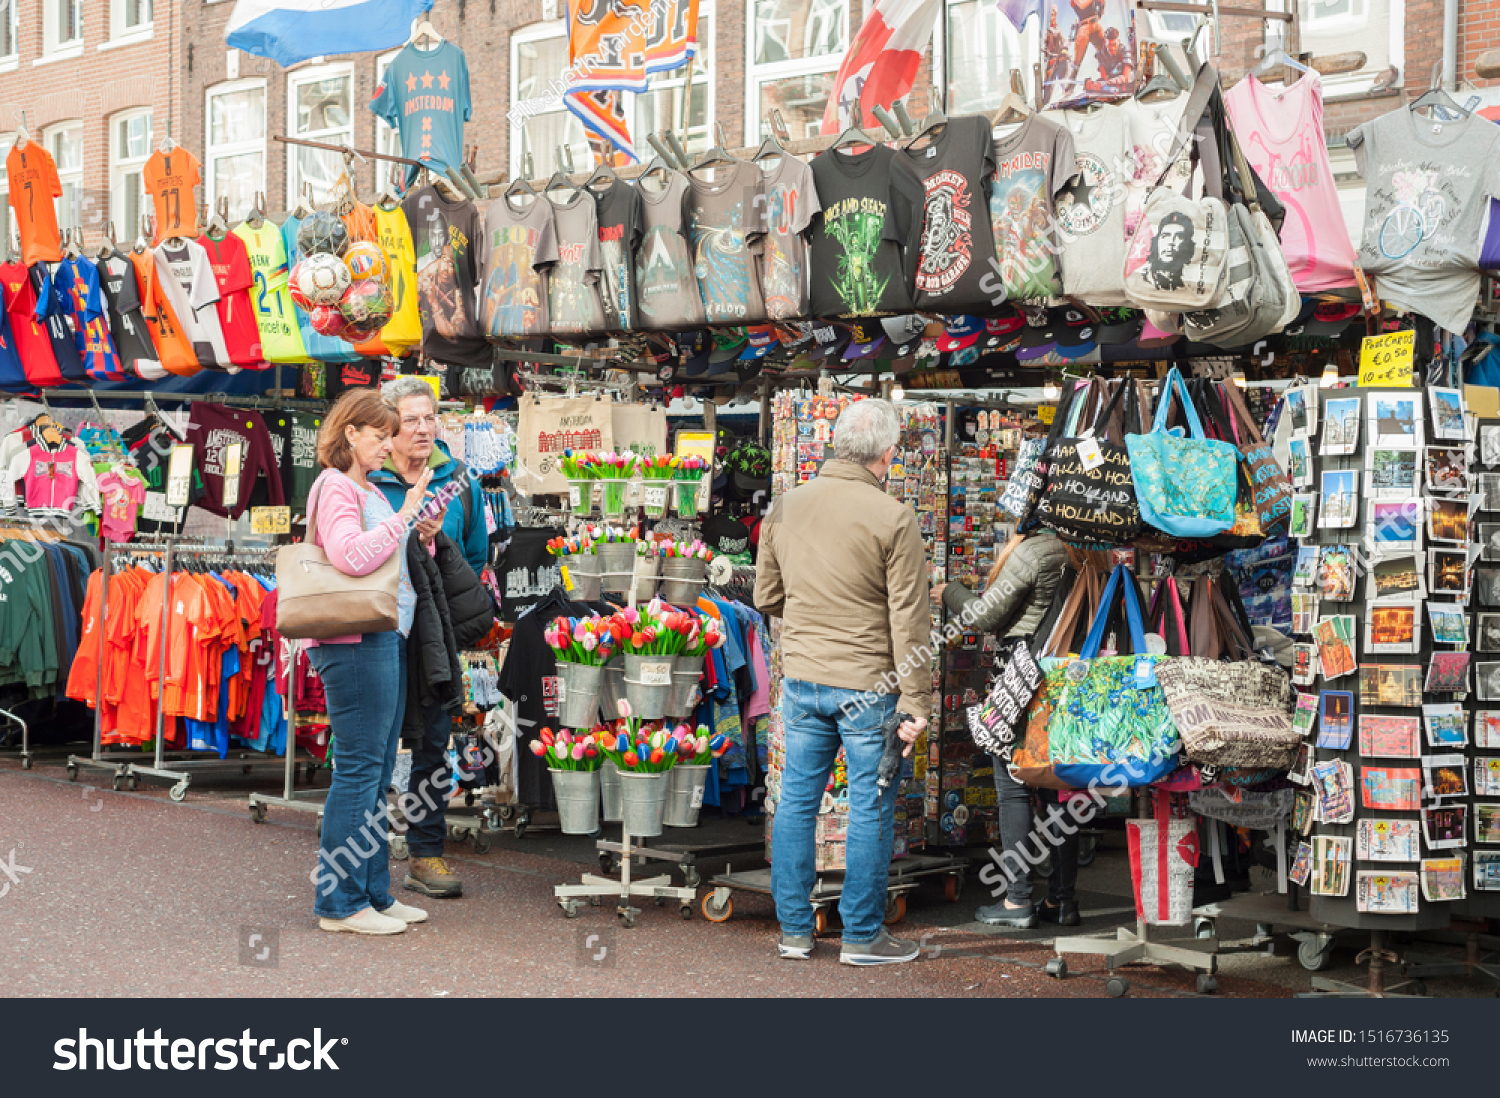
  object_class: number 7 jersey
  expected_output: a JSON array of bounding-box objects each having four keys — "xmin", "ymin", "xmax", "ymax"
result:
[{"xmin": 232, "ymin": 220, "xmax": 309, "ymax": 364}]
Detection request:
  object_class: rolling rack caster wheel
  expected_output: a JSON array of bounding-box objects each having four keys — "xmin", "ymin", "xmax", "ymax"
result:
[
  {"xmin": 560, "ymin": 901, "xmax": 580, "ymax": 919},
  {"xmin": 682, "ymin": 864, "xmax": 701, "ymax": 888},
  {"xmin": 1194, "ymin": 916, "xmax": 1215, "ymax": 940},
  {"xmin": 65, "ymin": 762, "xmax": 77, "ymax": 781},
  {"xmin": 813, "ymin": 908, "xmax": 830, "ymax": 936},
  {"xmin": 514, "ymin": 810, "xmax": 530, "ymax": 839},
  {"xmin": 472, "ymin": 832, "xmax": 493, "ymax": 855},
  {"xmin": 702, "ymin": 891, "xmax": 732, "ymax": 922},
  {"xmin": 1076, "ymin": 833, "xmax": 1098, "ymax": 867},
  {"xmin": 250, "ymin": 804, "xmax": 267, "ymax": 824},
  {"xmin": 169, "ymin": 782, "xmax": 188, "ymax": 803},
  {"xmin": 1105, "ymin": 976, "xmax": 1129, "ymax": 998},
  {"xmin": 1196, "ymin": 974, "xmax": 1218, "ymax": 995},
  {"xmin": 21, "ymin": 755, "xmax": 32, "ymax": 770},
  {"xmin": 126, "ymin": 776, "xmax": 139, "ymax": 792},
  {"xmin": 1298, "ymin": 938, "xmax": 1333, "ymax": 972},
  {"xmin": 884, "ymin": 893, "xmax": 907, "ymax": 925},
  {"xmin": 944, "ymin": 873, "xmax": 963, "ymax": 903},
  {"xmin": 111, "ymin": 775, "xmax": 123, "ymax": 792},
  {"xmin": 618, "ymin": 909, "xmax": 636, "ymax": 929},
  {"xmin": 599, "ymin": 851, "xmax": 614, "ymax": 873},
  {"xmin": 1045, "ymin": 958, "xmax": 1068, "ymax": 979},
  {"xmin": 497, "ymin": 805, "xmax": 515, "ymax": 821},
  {"xmin": 680, "ymin": 904, "xmax": 693, "ymax": 920}
]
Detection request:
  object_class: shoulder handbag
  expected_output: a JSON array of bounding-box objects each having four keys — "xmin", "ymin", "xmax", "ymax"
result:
[
  {"xmin": 1035, "ymin": 378, "xmax": 1144, "ymax": 547},
  {"xmin": 1126, "ymin": 367, "xmax": 1240, "ymax": 539},
  {"xmin": 999, "ymin": 379, "xmax": 1082, "ymax": 525},
  {"xmin": 1221, "ymin": 378, "xmax": 1293, "ymax": 537},
  {"xmin": 1183, "ymin": 378, "xmax": 1266, "ymax": 553},
  {"xmin": 276, "ymin": 475, "xmax": 403, "ymax": 640}
]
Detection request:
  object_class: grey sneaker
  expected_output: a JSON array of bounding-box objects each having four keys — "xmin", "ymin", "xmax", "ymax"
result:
[
  {"xmin": 778, "ymin": 933, "xmax": 814, "ymax": 960},
  {"xmin": 839, "ymin": 927, "xmax": 921, "ymax": 966}
]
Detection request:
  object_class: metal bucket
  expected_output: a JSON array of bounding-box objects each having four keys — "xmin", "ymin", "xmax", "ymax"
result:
[
  {"xmin": 600, "ymin": 478, "xmax": 631, "ymax": 519},
  {"xmin": 597, "ymin": 661, "xmax": 625, "ymax": 723},
  {"xmin": 550, "ymin": 768, "xmax": 600, "ymax": 835},
  {"xmin": 633, "ymin": 556, "xmax": 661, "ymax": 602},
  {"xmin": 674, "ymin": 478, "xmax": 705, "ymax": 518},
  {"xmin": 567, "ymin": 480, "xmax": 595, "ymax": 517},
  {"xmin": 664, "ymin": 764, "xmax": 710, "ymax": 827},
  {"xmin": 659, "ymin": 557, "xmax": 708, "ymax": 605},
  {"xmin": 617, "ymin": 770, "xmax": 669, "ymax": 837},
  {"xmin": 599, "ymin": 760, "xmax": 623, "ymax": 822},
  {"xmin": 641, "ymin": 479, "xmax": 670, "ymax": 518},
  {"xmin": 664, "ymin": 653, "xmax": 704, "ymax": 718},
  {"xmin": 565, "ymin": 555, "xmax": 602, "ymax": 601},
  {"xmin": 597, "ymin": 542, "xmax": 636, "ymax": 595},
  {"xmin": 623, "ymin": 653, "xmax": 673, "ymax": 720},
  {"xmin": 556, "ymin": 661, "xmax": 603, "ymax": 729}
]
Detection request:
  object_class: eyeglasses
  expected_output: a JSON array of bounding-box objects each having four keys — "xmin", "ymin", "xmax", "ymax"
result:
[{"xmin": 401, "ymin": 415, "xmax": 438, "ymax": 429}]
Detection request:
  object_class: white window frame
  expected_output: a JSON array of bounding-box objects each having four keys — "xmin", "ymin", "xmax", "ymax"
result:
[
  {"xmin": 1270, "ymin": 0, "xmax": 1403, "ymax": 97},
  {"xmin": 206, "ymin": 77, "xmax": 267, "ymax": 221},
  {"xmin": 743, "ymin": 0, "xmax": 849, "ymax": 143},
  {"xmin": 109, "ymin": 0, "xmax": 153, "ymax": 44},
  {"xmin": 0, "ymin": 1, "xmax": 19, "ymax": 69},
  {"xmin": 109, "ymin": 108, "xmax": 152, "ymax": 237},
  {"xmin": 42, "ymin": 0, "xmax": 84, "ymax": 59},
  {"xmin": 633, "ymin": 0, "xmax": 716, "ymax": 159},
  {"xmin": 374, "ymin": 49, "xmax": 402, "ymax": 164},
  {"xmin": 509, "ymin": 22, "xmax": 589, "ymax": 178},
  {"xmin": 42, "ymin": 120, "xmax": 82, "ymax": 234},
  {"xmin": 285, "ymin": 62, "xmax": 354, "ymax": 208},
  {"xmin": 0, "ymin": 132, "xmax": 12, "ymax": 253},
  {"xmin": 933, "ymin": 0, "xmax": 1038, "ymax": 116}
]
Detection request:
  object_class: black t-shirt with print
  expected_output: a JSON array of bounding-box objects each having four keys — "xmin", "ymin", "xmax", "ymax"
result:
[
  {"xmin": 95, "ymin": 255, "xmax": 159, "ymax": 368},
  {"xmin": 402, "ymin": 183, "xmax": 493, "ymax": 371},
  {"xmin": 900, "ymin": 115, "xmax": 1000, "ymax": 313},
  {"xmin": 266, "ymin": 410, "xmax": 323, "ymax": 514},
  {"xmin": 591, "ymin": 179, "xmax": 644, "ymax": 332},
  {"xmin": 807, "ymin": 143, "xmax": 924, "ymax": 319}
]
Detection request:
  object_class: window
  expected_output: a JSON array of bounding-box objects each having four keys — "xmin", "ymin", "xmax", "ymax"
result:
[
  {"xmin": 43, "ymin": 0, "xmax": 83, "ymax": 56},
  {"xmin": 509, "ymin": 24, "xmax": 590, "ymax": 178},
  {"xmin": 0, "ymin": 134, "xmax": 12, "ymax": 253},
  {"xmin": 1284, "ymin": 0, "xmax": 1401, "ymax": 96},
  {"xmin": 207, "ymin": 79, "xmax": 266, "ymax": 221},
  {"xmin": 745, "ymin": 0, "xmax": 847, "ymax": 141},
  {"xmin": 286, "ymin": 64, "xmax": 352, "ymax": 207},
  {"xmin": 939, "ymin": 0, "xmax": 1034, "ymax": 115},
  {"xmin": 111, "ymin": 0, "xmax": 153, "ymax": 41},
  {"xmin": 634, "ymin": 2, "xmax": 716, "ymax": 159},
  {"xmin": 43, "ymin": 121, "xmax": 82, "ymax": 234},
  {"xmin": 0, "ymin": 1, "xmax": 19, "ymax": 65},
  {"xmin": 109, "ymin": 109, "xmax": 151, "ymax": 237}
]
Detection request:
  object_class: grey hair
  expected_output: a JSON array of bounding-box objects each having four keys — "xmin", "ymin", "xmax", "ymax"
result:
[
  {"xmin": 382, "ymin": 375, "xmax": 439, "ymax": 413},
  {"xmin": 833, "ymin": 399, "xmax": 901, "ymax": 466}
]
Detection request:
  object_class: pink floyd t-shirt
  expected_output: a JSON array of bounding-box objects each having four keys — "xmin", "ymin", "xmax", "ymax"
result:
[
  {"xmin": 686, "ymin": 160, "xmax": 768, "ymax": 324},
  {"xmin": 988, "ymin": 113, "xmax": 1077, "ymax": 302},
  {"xmin": 635, "ymin": 170, "xmax": 707, "ymax": 330},
  {"xmin": 900, "ymin": 116, "xmax": 999, "ymax": 312},
  {"xmin": 1226, "ymin": 74, "xmax": 1357, "ymax": 292}
]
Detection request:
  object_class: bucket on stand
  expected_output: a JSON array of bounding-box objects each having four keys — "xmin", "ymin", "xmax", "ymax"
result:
[
  {"xmin": 550, "ymin": 768, "xmax": 601, "ymax": 835},
  {"xmin": 597, "ymin": 542, "xmax": 636, "ymax": 595},
  {"xmin": 674, "ymin": 478, "xmax": 705, "ymax": 518},
  {"xmin": 568, "ymin": 480, "xmax": 595, "ymax": 517},
  {"xmin": 632, "ymin": 555, "xmax": 662, "ymax": 602},
  {"xmin": 565, "ymin": 554, "xmax": 602, "ymax": 601},
  {"xmin": 600, "ymin": 760, "xmax": 623, "ymax": 822},
  {"xmin": 556, "ymin": 661, "xmax": 604, "ymax": 729},
  {"xmin": 641, "ymin": 479, "xmax": 671, "ymax": 519},
  {"xmin": 664, "ymin": 653, "xmax": 703, "ymax": 718},
  {"xmin": 600, "ymin": 478, "xmax": 631, "ymax": 519},
  {"xmin": 598, "ymin": 661, "xmax": 625, "ymax": 723},
  {"xmin": 617, "ymin": 770, "xmax": 669, "ymax": 837},
  {"xmin": 660, "ymin": 556, "xmax": 708, "ymax": 605},
  {"xmin": 664, "ymin": 764, "xmax": 710, "ymax": 827},
  {"xmin": 622, "ymin": 653, "xmax": 673, "ymax": 720}
]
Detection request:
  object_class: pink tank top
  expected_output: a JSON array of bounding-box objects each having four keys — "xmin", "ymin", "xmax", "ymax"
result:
[{"xmin": 1225, "ymin": 74, "xmax": 1358, "ymax": 292}]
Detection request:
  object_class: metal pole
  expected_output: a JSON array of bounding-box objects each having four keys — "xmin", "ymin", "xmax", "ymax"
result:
[
  {"xmin": 90, "ymin": 544, "xmax": 111, "ymax": 763},
  {"xmin": 152, "ymin": 539, "xmax": 173, "ymax": 772},
  {"xmin": 281, "ymin": 639, "xmax": 296, "ymax": 802}
]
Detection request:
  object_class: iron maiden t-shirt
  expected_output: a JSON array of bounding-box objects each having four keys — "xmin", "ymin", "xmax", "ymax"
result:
[
  {"xmin": 807, "ymin": 143, "xmax": 924, "ymax": 318},
  {"xmin": 900, "ymin": 116, "xmax": 999, "ymax": 312}
]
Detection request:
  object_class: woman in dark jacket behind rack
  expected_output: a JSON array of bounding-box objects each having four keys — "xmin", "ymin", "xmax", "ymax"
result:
[{"xmin": 933, "ymin": 528, "xmax": 1105, "ymax": 930}]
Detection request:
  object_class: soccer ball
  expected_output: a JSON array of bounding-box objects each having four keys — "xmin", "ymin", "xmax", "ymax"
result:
[
  {"xmin": 295, "ymin": 253, "xmax": 352, "ymax": 306},
  {"xmin": 297, "ymin": 211, "xmax": 349, "ymax": 257},
  {"xmin": 288, "ymin": 274, "xmax": 311, "ymax": 312},
  {"xmin": 310, "ymin": 304, "xmax": 349, "ymax": 338},
  {"xmin": 343, "ymin": 241, "xmax": 388, "ymax": 284},
  {"xmin": 339, "ymin": 279, "xmax": 392, "ymax": 325}
]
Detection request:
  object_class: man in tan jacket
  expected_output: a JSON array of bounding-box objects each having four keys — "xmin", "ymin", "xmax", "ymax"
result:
[{"xmin": 756, "ymin": 398, "xmax": 932, "ymax": 966}]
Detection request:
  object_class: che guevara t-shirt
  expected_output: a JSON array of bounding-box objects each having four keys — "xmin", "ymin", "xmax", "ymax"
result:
[
  {"xmin": 900, "ymin": 115, "xmax": 999, "ymax": 312},
  {"xmin": 808, "ymin": 142, "xmax": 923, "ymax": 318},
  {"xmin": 686, "ymin": 159, "xmax": 768, "ymax": 325},
  {"xmin": 590, "ymin": 178, "xmax": 643, "ymax": 332},
  {"xmin": 479, "ymin": 192, "xmax": 555, "ymax": 340},
  {"xmin": 634, "ymin": 170, "xmax": 707, "ymax": 330},
  {"xmin": 988, "ymin": 113, "xmax": 1077, "ymax": 302}
]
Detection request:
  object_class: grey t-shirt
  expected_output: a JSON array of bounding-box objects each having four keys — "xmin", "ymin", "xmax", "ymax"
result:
[
  {"xmin": 1049, "ymin": 103, "xmax": 1133, "ymax": 306},
  {"xmin": 635, "ymin": 170, "xmax": 707, "ymax": 330},
  {"xmin": 1348, "ymin": 108, "xmax": 1500, "ymax": 334},
  {"xmin": 989, "ymin": 113, "xmax": 1077, "ymax": 302},
  {"xmin": 479, "ymin": 193, "xmax": 555, "ymax": 340},
  {"xmin": 686, "ymin": 159, "xmax": 767, "ymax": 324},
  {"xmin": 756, "ymin": 153, "xmax": 821, "ymax": 320},
  {"xmin": 542, "ymin": 190, "xmax": 606, "ymax": 338}
]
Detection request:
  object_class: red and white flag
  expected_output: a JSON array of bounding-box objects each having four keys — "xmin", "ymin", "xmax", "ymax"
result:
[{"xmin": 819, "ymin": 0, "xmax": 941, "ymax": 134}]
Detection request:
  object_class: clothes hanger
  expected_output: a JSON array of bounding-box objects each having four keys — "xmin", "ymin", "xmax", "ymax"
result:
[
  {"xmin": 831, "ymin": 91, "xmax": 877, "ymax": 154},
  {"xmin": 376, "ymin": 166, "xmax": 403, "ymax": 211},
  {"xmin": 1410, "ymin": 62, "xmax": 1471, "ymax": 120},
  {"xmin": 688, "ymin": 122, "xmax": 740, "ymax": 175},
  {"xmin": 97, "ymin": 220, "xmax": 117, "ymax": 259},
  {"xmin": 13, "ymin": 110, "xmax": 28, "ymax": 150},
  {"xmin": 906, "ymin": 86, "xmax": 948, "ymax": 149},
  {"xmin": 411, "ymin": 16, "xmax": 443, "ymax": 50},
  {"xmin": 291, "ymin": 182, "xmax": 315, "ymax": 220},
  {"xmin": 135, "ymin": 214, "xmax": 152, "ymax": 253},
  {"xmin": 205, "ymin": 197, "xmax": 230, "ymax": 241},
  {"xmin": 544, "ymin": 145, "xmax": 581, "ymax": 200},
  {"xmin": 990, "ymin": 71, "xmax": 1033, "ymax": 126},
  {"xmin": 1251, "ymin": 44, "xmax": 1310, "ymax": 86},
  {"xmin": 247, "ymin": 191, "xmax": 266, "ymax": 229},
  {"xmin": 1136, "ymin": 43, "xmax": 1186, "ymax": 99},
  {"xmin": 752, "ymin": 110, "xmax": 792, "ymax": 163},
  {"xmin": 584, "ymin": 149, "xmax": 622, "ymax": 192}
]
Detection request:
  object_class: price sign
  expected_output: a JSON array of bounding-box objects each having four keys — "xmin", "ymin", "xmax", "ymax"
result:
[
  {"xmin": 639, "ymin": 660, "xmax": 672, "ymax": 686},
  {"xmin": 222, "ymin": 442, "xmax": 244, "ymax": 510},
  {"xmin": 1358, "ymin": 330, "xmax": 1415, "ymax": 387},
  {"xmin": 643, "ymin": 483, "xmax": 668, "ymax": 509},
  {"xmin": 1037, "ymin": 404, "xmax": 1057, "ymax": 425},
  {"xmin": 165, "ymin": 444, "xmax": 194, "ymax": 508},
  {"xmin": 251, "ymin": 506, "xmax": 290, "ymax": 535}
]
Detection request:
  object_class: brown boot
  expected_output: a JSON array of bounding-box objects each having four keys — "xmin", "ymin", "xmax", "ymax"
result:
[{"xmin": 404, "ymin": 856, "xmax": 463, "ymax": 898}]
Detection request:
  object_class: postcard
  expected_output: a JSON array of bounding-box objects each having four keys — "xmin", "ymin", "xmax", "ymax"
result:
[
  {"xmin": 1368, "ymin": 447, "xmax": 1420, "ymax": 498},
  {"xmin": 1319, "ymin": 470, "xmax": 1357, "ymax": 529},
  {"xmin": 1292, "ymin": 644, "xmax": 1318, "ymax": 687},
  {"xmin": 1292, "ymin": 593, "xmax": 1317, "ymax": 636},
  {"xmin": 1425, "ymin": 754, "xmax": 1469, "ymax": 798},
  {"xmin": 1371, "ymin": 553, "xmax": 1423, "ymax": 600},
  {"xmin": 1289, "ymin": 742, "xmax": 1313, "ymax": 786},
  {"xmin": 1482, "ymin": 523, "xmax": 1500, "ymax": 562},
  {"xmin": 1423, "ymin": 703, "xmax": 1467, "ymax": 748},
  {"xmin": 1285, "ymin": 384, "xmax": 1315, "ymax": 436},
  {"xmin": 1476, "ymin": 803, "xmax": 1500, "ymax": 844},
  {"xmin": 1362, "ymin": 765, "xmax": 1421, "ymax": 811},
  {"xmin": 1293, "ymin": 545, "xmax": 1321, "ymax": 587},
  {"xmin": 1482, "ymin": 424, "xmax": 1500, "ymax": 468},
  {"xmin": 1290, "ymin": 840, "xmax": 1313, "ymax": 886},
  {"xmin": 1369, "ymin": 394, "xmax": 1418, "ymax": 448},
  {"xmin": 1479, "ymin": 615, "xmax": 1500, "ymax": 658},
  {"xmin": 1478, "ymin": 711, "xmax": 1500, "ymax": 748},
  {"xmin": 1315, "ymin": 616, "xmax": 1357, "ymax": 680},
  {"xmin": 1421, "ymin": 856, "xmax": 1466, "ymax": 902},
  {"xmin": 1312, "ymin": 759, "xmax": 1355, "ymax": 824},
  {"xmin": 1477, "ymin": 567, "xmax": 1500, "ymax": 607},
  {"xmin": 1292, "ymin": 791, "xmax": 1315, "ymax": 834},
  {"xmin": 1358, "ymin": 664, "xmax": 1423, "ymax": 708},
  {"xmin": 1365, "ymin": 602, "xmax": 1417, "ymax": 654},
  {"xmin": 1429, "ymin": 603, "xmax": 1469, "ymax": 647},
  {"xmin": 1288, "ymin": 437, "xmax": 1312, "ymax": 487},
  {"xmin": 1476, "ymin": 758, "xmax": 1500, "ymax": 797},
  {"xmin": 1310, "ymin": 835, "xmax": 1352, "ymax": 897},
  {"xmin": 1356, "ymin": 871, "xmax": 1420, "ymax": 914},
  {"xmin": 1477, "ymin": 851, "xmax": 1500, "ymax": 891},
  {"xmin": 1426, "ymin": 445, "xmax": 1468, "ymax": 493},
  {"xmin": 1292, "ymin": 692, "xmax": 1318, "ymax": 739},
  {"xmin": 1482, "ymin": 473, "xmax": 1500, "ymax": 512},
  {"xmin": 1317, "ymin": 691, "xmax": 1353, "ymax": 750},
  {"xmin": 1289, "ymin": 493, "xmax": 1317, "ymax": 539},
  {"xmin": 1358, "ymin": 714, "xmax": 1421, "ymax": 758},
  {"xmin": 1428, "ymin": 386, "xmax": 1467, "ymax": 441},
  {"xmin": 1429, "ymin": 549, "xmax": 1470, "ymax": 598},
  {"xmin": 1322, "ymin": 396, "xmax": 1362, "ymax": 456},
  {"xmin": 1356, "ymin": 818, "xmax": 1421, "ymax": 862},
  {"xmin": 1319, "ymin": 546, "xmax": 1357, "ymax": 602},
  {"xmin": 1424, "ymin": 804, "xmax": 1469, "ymax": 849},
  {"xmin": 1426, "ymin": 651, "xmax": 1471, "ymax": 695},
  {"xmin": 1370, "ymin": 498, "xmax": 1422, "ymax": 549},
  {"xmin": 1428, "ymin": 497, "xmax": 1470, "ymax": 545},
  {"xmin": 1476, "ymin": 661, "xmax": 1500, "ymax": 702}
]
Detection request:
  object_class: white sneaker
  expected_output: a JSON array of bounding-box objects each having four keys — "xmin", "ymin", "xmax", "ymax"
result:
[
  {"xmin": 378, "ymin": 899, "xmax": 429, "ymax": 924},
  {"xmin": 318, "ymin": 907, "xmax": 407, "ymax": 935}
]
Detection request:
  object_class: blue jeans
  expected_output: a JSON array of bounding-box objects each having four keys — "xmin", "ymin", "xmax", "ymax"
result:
[
  {"xmin": 309, "ymin": 632, "xmax": 408, "ymax": 919},
  {"xmin": 404, "ymin": 701, "xmax": 453, "ymax": 858},
  {"xmin": 772, "ymin": 678, "xmax": 899, "ymax": 943}
]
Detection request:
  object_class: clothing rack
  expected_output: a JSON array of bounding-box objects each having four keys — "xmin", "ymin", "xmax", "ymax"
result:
[
  {"xmin": 31, "ymin": 388, "xmax": 326, "ymax": 413},
  {"xmin": 0, "ymin": 520, "xmax": 76, "ymax": 773}
]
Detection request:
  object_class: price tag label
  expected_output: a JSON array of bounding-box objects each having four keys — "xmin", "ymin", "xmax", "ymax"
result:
[
  {"xmin": 250, "ymin": 506, "xmax": 290, "ymax": 535},
  {"xmin": 1358, "ymin": 330, "xmax": 1415, "ymax": 387},
  {"xmin": 1037, "ymin": 404, "xmax": 1056, "ymax": 425},
  {"xmin": 222, "ymin": 442, "xmax": 243, "ymax": 510},
  {"xmin": 639, "ymin": 660, "xmax": 672, "ymax": 686},
  {"xmin": 1075, "ymin": 437, "xmax": 1105, "ymax": 471},
  {"xmin": 165, "ymin": 444, "xmax": 194, "ymax": 508},
  {"xmin": 560, "ymin": 564, "xmax": 573, "ymax": 592},
  {"xmin": 568, "ymin": 483, "xmax": 582, "ymax": 508},
  {"xmin": 643, "ymin": 483, "xmax": 668, "ymax": 508},
  {"xmin": 691, "ymin": 784, "xmax": 705, "ymax": 809}
]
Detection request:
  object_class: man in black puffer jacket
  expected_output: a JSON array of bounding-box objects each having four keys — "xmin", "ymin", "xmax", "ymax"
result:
[{"xmin": 400, "ymin": 531, "xmax": 496, "ymax": 899}]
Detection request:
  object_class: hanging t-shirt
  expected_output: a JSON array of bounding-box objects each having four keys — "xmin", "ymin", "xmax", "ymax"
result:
[
  {"xmin": 97, "ymin": 467, "xmax": 146, "ymax": 543},
  {"xmin": 131, "ymin": 247, "xmax": 201, "ymax": 378},
  {"xmin": 541, "ymin": 189, "xmax": 607, "ymax": 338},
  {"xmin": 808, "ymin": 142, "xmax": 924, "ymax": 318},
  {"xmin": 0, "ymin": 306, "xmax": 25, "ymax": 390},
  {"xmin": 589, "ymin": 178, "xmax": 643, "ymax": 332},
  {"xmin": 197, "ymin": 232, "xmax": 266, "ymax": 368},
  {"xmin": 155, "ymin": 239, "xmax": 233, "ymax": 370},
  {"xmin": 1118, "ymin": 95, "xmax": 1194, "ymax": 242},
  {"xmin": 144, "ymin": 148, "xmax": 202, "ymax": 242},
  {"xmin": 124, "ymin": 420, "xmax": 205, "ymax": 535},
  {"xmin": 369, "ymin": 40, "xmax": 473, "ymax": 187},
  {"xmin": 988, "ymin": 113, "xmax": 1077, "ymax": 301},
  {"xmin": 402, "ymin": 184, "xmax": 491, "ymax": 369},
  {"xmin": 479, "ymin": 192, "xmax": 554, "ymax": 340},
  {"xmin": 6, "ymin": 142, "xmax": 62, "ymax": 266},
  {"xmin": 353, "ymin": 204, "xmax": 422, "ymax": 358},
  {"xmin": 54, "ymin": 257, "xmax": 123, "ymax": 381},
  {"xmin": 1225, "ymin": 75, "xmax": 1358, "ymax": 292},
  {"xmin": 0, "ymin": 261, "xmax": 61, "ymax": 386},
  {"xmin": 900, "ymin": 116, "xmax": 1000, "ymax": 311},
  {"xmin": 30, "ymin": 264, "xmax": 87, "ymax": 382},
  {"xmin": 233, "ymin": 220, "xmax": 309, "ymax": 364},
  {"xmin": 756, "ymin": 154, "xmax": 821, "ymax": 321},
  {"xmin": 185, "ymin": 402, "xmax": 286, "ymax": 519},
  {"xmin": 281, "ymin": 214, "xmax": 359, "ymax": 363},
  {"xmin": 634, "ymin": 170, "xmax": 707, "ymax": 330},
  {"xmin": 266, "ymin": 410, "xmax": 323, "ymax": 514},
  {"xmin": 96, "ymin": 254, "xmax": 163, "ymax": 379},
  {"xmin": 1347, "ymin": 107, "xmax": 1500, "ymax": 334},
  {"xmin": 1050, "ymin": 103, "xmax": 1133, "ymax": 305},
  {"xmin": 686, "ymin": 160, "xmax": 768, "ymax": 324}
]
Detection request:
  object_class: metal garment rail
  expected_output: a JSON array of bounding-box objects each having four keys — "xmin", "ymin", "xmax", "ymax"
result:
[
  {"xmin": 247, "ymin": 635, "xmax": 330, "ymax": 822},
  {"xmin": 33, "ymin": 388, "xmax": 327, "ymax": 412}
]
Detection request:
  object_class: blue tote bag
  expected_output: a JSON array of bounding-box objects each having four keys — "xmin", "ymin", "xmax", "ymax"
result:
[{"xmin": 1126, "ymin": 367, "xmax": 1240, "ymax": 539}]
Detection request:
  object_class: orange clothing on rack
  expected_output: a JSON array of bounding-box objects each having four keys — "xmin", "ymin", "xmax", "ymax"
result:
[
  {"xmin": 6, "ymin": 141, "xmax": 63, "ymax": 266},
  {"xmin": 65, "ymin": 570, "xmax": 105, "ymax": 705}
]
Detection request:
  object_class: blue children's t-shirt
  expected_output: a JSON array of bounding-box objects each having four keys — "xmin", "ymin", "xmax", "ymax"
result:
[{"xmin": 370, "ymin": 41, "xmax": 473, "ymax": 187}]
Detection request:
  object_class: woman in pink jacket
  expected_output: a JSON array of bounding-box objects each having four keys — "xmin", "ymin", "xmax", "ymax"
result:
[{"xmin": 307, "ymin": 389, "xmax": 433, "ymax": 936}]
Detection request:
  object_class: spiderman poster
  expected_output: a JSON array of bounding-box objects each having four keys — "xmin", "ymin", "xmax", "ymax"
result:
[{"xmin": 998, "ymin": 0, "xmax": 1139, "ymax": 108}]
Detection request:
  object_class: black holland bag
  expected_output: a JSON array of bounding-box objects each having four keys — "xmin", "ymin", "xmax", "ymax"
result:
[
  {"xmin": 999, "ymin": 379, "xmax": 1082, "ymax": 527},
  {"xmin": 1036, "ymin": 378, "xmax": 1143, "ymax": 546}
]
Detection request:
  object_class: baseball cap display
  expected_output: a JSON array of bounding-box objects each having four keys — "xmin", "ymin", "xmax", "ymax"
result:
[
  {"xmin": 812, "ymin": 323, "xmax": 850, "ymax": 359},
  {"xmin": 881, "ymin": 315, "xmax": 925, "ymax": 357},
  {"xmin": 1094, "ymin": 307, "xmax": 1144, "ymax": 345},
  {"xmin": 707, "ymin": 331, "xmax": 749, "ymax": 375},
  {"xmin": 1051, "ymin": 305, "xmax": 1097, "ymax": 346},
  {"xmin": 739, "ymin": 325, "xmax": 780, "ymax": 361},
  {"xmin": 842, "ymin": 321, "xmax": 886, "ymax": 360},
  {"xmin": 937, "ymin": 316, "xmax": 985, "ymax": 352},
  {"xmin": 1291, "ymin": 300, "xmax": 1360, "ymax": 337},
  {"xmin": 1017, "ymin": 304, "xmax": 1057, "ymax": 355}
]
